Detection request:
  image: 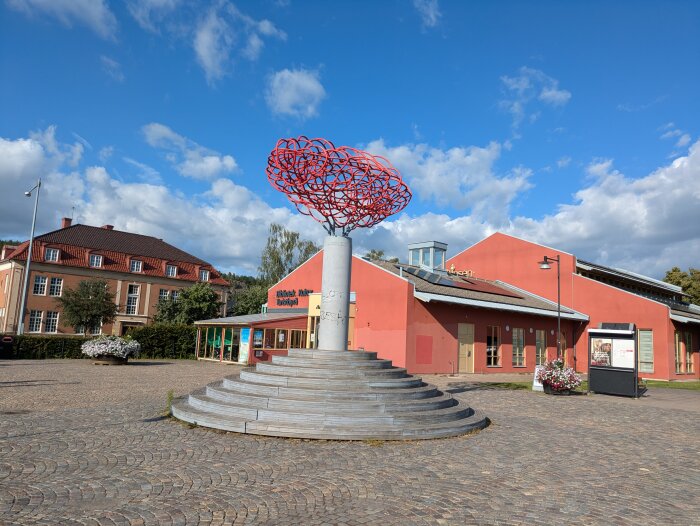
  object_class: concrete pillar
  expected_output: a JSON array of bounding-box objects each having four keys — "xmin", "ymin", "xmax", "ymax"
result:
[{"xmin": 318, "ymin": 236, "xmax": 352, "ymax": 351}]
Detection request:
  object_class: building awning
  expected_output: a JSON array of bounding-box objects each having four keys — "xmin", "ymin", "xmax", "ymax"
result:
[
  {"xmin": 414, "ymin": 291, "xmax": 589, "ymax": 321},
  {"xmin": 670, "ymin": 313, "xmax": 700, "ymax": 326},
  {"xmin": 195, "ymin": 312, "xmax": 307, "ymax": 325}
]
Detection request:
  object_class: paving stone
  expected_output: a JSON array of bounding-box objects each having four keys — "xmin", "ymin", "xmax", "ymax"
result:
[{"xmin": 0, "ymin": 359, "xmax": 698, "ymax": 525}]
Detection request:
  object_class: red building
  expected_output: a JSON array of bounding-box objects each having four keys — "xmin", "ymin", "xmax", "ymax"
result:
[
  {"xmin": 0, "ymin": 218, "xmax": 229, "ymax": 336},
  {"xmin": 197, "ymin": 234, "xmax": 699, "ymax": 381}
]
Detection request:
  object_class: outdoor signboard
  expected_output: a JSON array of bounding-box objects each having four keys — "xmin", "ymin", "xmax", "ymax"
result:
[{"xmin": 588, "ymin": 323, "xmax": 644, "ymax": 398}]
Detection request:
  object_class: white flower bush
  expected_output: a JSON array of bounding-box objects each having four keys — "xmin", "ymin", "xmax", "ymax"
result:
[
  {"xmin": 81, "ymin": 335, "xmax": 141, "ymax": 359},
  {"xmin": 536, "ymin": 358, "xmax": 582, "ymax": 391}
]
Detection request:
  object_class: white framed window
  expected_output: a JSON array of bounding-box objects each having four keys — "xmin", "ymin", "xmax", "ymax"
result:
[
  {"xmin": 28, "ymin": 310, "xmax": 42, "ymax": 332},
  {"xmin": 159, "ymin": 288, "xmax": 170, "ymax": 301},
  {"xmin": 512, "ymin": 328, "xmax": 525, "ymax": 367},
  {"xmin": 45, "ymin": 248, "xmax": 59, "ymax": 262},
  {"xmin": 49, "ymin": 277, "xmax": 63, "ymax": 297},
  {"xmin": 89, "ymin": 254, "xmax": 103, "ymax": 268},
  {"xmin": 199, "ymin": 269, "xmax": 210, "ymax": 282},
  {"xmin": 166, "ymin": 264, "xmax": 177, "ymax": 278},
  {"xmin": 126, "ymin": 284, "xmax": 139, "ymax": 315},
  {"xmin": 535, "ymin": 329, "xmax": 547, "ymax": 365},
  {"xmin": 130, "ymin": 259, "xmax": 143, "ymax": 273},
  {"xmin": 33, "ymin": 275, "xmax": 47, "ymax": 295},
  {"xmin": 171, "ymin": 290, "xmax": 180, "ymax": 301},
  {"xmin": 45, "ymin": 311, "xmax": 59, "ymax": 333}
]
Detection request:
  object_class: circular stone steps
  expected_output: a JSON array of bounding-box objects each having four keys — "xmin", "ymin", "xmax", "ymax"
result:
[{"xmin": 172, "ymin": 348, "xmax": 487, "ymax": 440}]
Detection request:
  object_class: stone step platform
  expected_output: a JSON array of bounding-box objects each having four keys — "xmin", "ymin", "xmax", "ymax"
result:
[{"xmin": 171, "ymin": 348, "xmax": 487, "ymax": 440}]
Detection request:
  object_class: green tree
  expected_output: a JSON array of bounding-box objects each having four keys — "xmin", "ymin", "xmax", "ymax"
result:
[
  {"xmin": 364, "ymin": 249, "xmax": 399, "ymax": 263},
  {"xmin": 153, "ymin": 282, "xmax": 223, "ymax": 325},
  {"xmin": 229, "ymin": 284, "xmax": 269, "ymax": 315},
  {"xmin": 664, "ymin": 267, "xmax": 700, "ymax": 305},
  {"xmin": 55, "ymin": 279, "xmax": 118, "ymax": 332},
  {"xmin": 259, "ymin": 223, "xmax": 320, "ymax": 285}
]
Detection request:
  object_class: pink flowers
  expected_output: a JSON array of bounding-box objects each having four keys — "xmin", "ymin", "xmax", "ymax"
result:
[{"xmin": 536, "ymin": 359, "xmax": 582, "ymax": 391}]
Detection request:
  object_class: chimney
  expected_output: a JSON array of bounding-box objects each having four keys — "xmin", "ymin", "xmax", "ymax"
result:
[
  {"xmin": 61, "ymin": 217, "xmax": 72, "ymax": 228},
  {"xmin": 101, "ymin": 225, "xmax": 114, "ymax": 230}
]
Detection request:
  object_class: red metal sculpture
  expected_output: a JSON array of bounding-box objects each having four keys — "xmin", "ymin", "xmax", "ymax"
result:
[{"xmin": 267, "ymin": 136, "xmax": 412, "ymax": 235}]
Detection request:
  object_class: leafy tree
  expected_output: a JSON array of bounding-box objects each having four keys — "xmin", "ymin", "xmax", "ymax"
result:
[
  {"xmin": 229, "ymin": 284, "xmax": 269, "ymax": 315},
  {"xmin": 0, "ymin": 239, "xmax": 21, "ymax": 248},
  {"xmin": 55, "ymin": 279, "xmax": 118, "ymax": 332},
  {"xmin": 153, "ymin": 282, "xmax": 224, "ymax": 325},
  {"xmin": 259, "ymin": 223, "xmax": 320, "ymax": 285},
  {"xmin": 664, "ymin": 267, "xmax": 700, "ymax": 305},
  {"xmin": 364, "ymin": 248, "xmax": 399, "ymax": 263}
]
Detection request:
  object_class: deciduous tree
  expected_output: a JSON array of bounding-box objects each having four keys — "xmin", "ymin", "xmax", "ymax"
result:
[
  {"xmin": 55, "ymin": 279, "xmax": 118, "ymax": 332},
  {"xmin": 664, "ymin": 267, "xmax": 700, "ymax": 305},
  {"xmin": 153, "ymin": 283, "xmax": 223, "ymax": 325},
  {"xmin": 259, "ymin": 223, "xmax": 320, "ymax": 285}
]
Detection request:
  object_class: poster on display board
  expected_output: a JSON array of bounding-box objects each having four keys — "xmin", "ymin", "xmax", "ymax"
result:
[
  {"xmin": 239, "ymin": 328, "xmax": 250, "ymax": 364},
  {"xmin": 612, "ymin": 339, "xmax": 635, "ymax": 369}
]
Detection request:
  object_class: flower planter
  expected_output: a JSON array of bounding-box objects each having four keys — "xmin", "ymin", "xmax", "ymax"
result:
[
  {"xmin": 543, "ymin": 384, "xmax": 570, "ymax": 395},
  {"xmin": 92, "ymin": 355, "xmax": 128, "ymax": 366}
]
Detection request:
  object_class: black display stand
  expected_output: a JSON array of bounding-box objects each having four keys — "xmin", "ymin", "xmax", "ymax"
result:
[{"xmin": 588, "ymin": 323, "xmax": 646, "ymax": 398}]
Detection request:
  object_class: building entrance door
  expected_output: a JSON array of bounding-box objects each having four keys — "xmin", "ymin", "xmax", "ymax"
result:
[{"xmin": 457, "ymin": 323, "xmax": 475, "ymax": 373}]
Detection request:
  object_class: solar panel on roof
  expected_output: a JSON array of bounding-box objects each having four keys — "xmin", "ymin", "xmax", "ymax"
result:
[{"xmin": 402, "ymin": 266, "xmax": 522, "ymax": 299}]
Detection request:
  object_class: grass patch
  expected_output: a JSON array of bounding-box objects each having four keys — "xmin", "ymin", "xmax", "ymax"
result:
[
  {"xmin": 481, "ymin": 381, "xmax": 532, "ymax": 390},
  {"xmin": 645, "ymin": 380, "xmax": 700, "ymax": 391}
]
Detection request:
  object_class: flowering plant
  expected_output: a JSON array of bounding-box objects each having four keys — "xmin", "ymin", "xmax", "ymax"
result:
[
  {"xmin": 536, "ymin": 359, "xmax": 582, "ymax": 391},
  {"xmin": 81, "ymin": 335, "xmax": 141, "ymax": 359}
]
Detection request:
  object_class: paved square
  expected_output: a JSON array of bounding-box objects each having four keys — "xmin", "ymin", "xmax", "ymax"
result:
[{"xmin": 1, "ymin": 360, "xmax": 698, "ymax": 525}]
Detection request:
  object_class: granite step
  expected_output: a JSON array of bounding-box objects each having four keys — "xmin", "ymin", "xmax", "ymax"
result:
[
  {"xmin": 239, "ymin": 370, "xmax": 422, "ymax": 389},
  {"xmin": 257, "ymin": 361, "xmax": 406, "ymax": 377},
  {"xmin": 287, "ymin": 348, "xmax": 377, "ymax": 360}
]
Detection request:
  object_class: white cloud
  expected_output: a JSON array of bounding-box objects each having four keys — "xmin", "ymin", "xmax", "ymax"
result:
[
  {"xmin": 676, "ymin": 133, "xmax": 691, "ymax": 148},
  {"xmin": 500, "ymin": 67, "xmax": 571, "ymax": 135},
  {"xmin": 557, "ymin": 156, "xmax": 571, "ymax": 169},
  {"xmin": 190, "ymin": 3, "xmax": 286, "ymax": 85},
  {"xmin": 194, "ymin": 8, "xmax": 234, "ymax": 85},
  {"xmin": 365, "ymin": 139, "xmax": 532, "ymax": 226},
  {"xmin": 99, "ymin": 146, "xmax": 114, "ymax": 162},
  {"xmin": 265, "ymin": 68, "xmax": 326, "ymax": 119},
  {"xmin": 142, "ymin": 122, "xmax": 237, "ymax": 179},
  {"xmin": 413, "ymin": 0, "xmax": 441, "ymax": 28},
  {"xmin": 127, "ymin": 0, "xmax": 180, "ymax": 32},
  {"xmin": 507, "ymin": 141, "xmax": 700, "ymax": 277},
  {"xmin": 7, "ymin": 0, "xmax": 117, "ymax": 39},
  {"xmin": 123, "ymin": 157, "xmax": 162, "ymax": 183},
  {"xmin": 100, "ymin": 55, "xmax": 125, "ymax": 82},
  {"xmin": 659, "ymin": 123, "xmax": 692, "ymax": 156}
]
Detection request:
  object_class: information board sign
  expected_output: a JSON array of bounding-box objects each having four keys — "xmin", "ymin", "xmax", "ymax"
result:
[{"xmin": 612, "ymin": 339, "xmax": 635, "ymax": 369}]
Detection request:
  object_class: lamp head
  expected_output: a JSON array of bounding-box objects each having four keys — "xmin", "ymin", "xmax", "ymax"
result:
[
  {"xmin": 538, "ymin": 258, "xmax": 551, "ymax": 270},
  {"xmin": 24, "ymin": 191, "xmax": 32, "ymax": 197}
]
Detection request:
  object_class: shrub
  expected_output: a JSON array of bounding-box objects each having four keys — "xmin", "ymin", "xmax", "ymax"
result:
[
  {"xmin": 127, "ymin": 324, "xmax": 197, "ymax": 359},
  {"xmin": 536, "ymin": 359, "xmax": 583, "ymax": 391},
  {"xmin": 11, "ymin": 335, "xmax": 91, "ymax": 359}
]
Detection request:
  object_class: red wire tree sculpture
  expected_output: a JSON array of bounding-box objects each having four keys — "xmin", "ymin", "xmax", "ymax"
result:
[{"xmin": 266, "ymin": 136, "xmax": 411, "ymax": 236}]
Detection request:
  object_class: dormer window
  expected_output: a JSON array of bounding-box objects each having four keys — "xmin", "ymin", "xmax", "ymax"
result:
[
  {"xmin": 166, "ymin": 264, "xmax": 177, "ymax": 278},
  {"xmin": 199, "ymin": 269, "xmax": 210, "ymax": 282},
  {"xmin": 45, "ymin": 248, "xmax": 59, "ymax": 262},
  {"xmin": 130, "ymin": 259, "xmax": 143, "ymax": 273},
  {"xmin": 89, "ymin": 254, "xmax": 103, "ymax": 268}
]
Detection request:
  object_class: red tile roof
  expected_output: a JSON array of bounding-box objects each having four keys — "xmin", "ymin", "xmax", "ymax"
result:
[{"xmin": 4, "ymin": 224, "xmax": 229, "ymax": 286}]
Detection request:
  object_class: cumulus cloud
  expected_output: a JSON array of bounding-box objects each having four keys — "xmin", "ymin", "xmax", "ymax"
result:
[
  {"xmin": 413, "ymin": 0, "xmax": 441, "ymax": 28},
  {"xmin": 7, "ymin": 0, "xmax": 117, "ymax": 39},
  {"xmin": 0, "ymin": 127, "xmax": 319, "ymax": 274},
  {"xmin": 265, "ymin": 68, "xmax": 326, "ymax": 119},
  {"xmin": 365, "ymin": 139, "xmax": 532, "ymax": 225},
  {"xmin": 506, "ymin": 141, "xmax": 700, "ymax": 277},
  {"xmin": 142, "ymin": 123, "xmax": 237, "ymax": 179},
  {"xmin": 500, "ymin": 67, "xmax": 571, "ymax": 135}
]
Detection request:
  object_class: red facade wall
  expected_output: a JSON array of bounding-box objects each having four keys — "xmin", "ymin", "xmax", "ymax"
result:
[{"xmin": 448, "ymin": 233, "xmax": 698, "ymax": 380}]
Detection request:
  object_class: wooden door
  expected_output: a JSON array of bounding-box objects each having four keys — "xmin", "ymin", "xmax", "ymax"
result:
[{"xmin": 458, "ymin": 323, "xmax": 475, "ymax": 373}]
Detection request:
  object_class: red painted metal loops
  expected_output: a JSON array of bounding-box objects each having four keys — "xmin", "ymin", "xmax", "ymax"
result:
[{"xmin": 266, "ymin": 136, "xmax": 412, "ymax": 236}]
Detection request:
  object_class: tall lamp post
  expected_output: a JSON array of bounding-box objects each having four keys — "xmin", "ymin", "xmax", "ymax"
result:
[
  {"xmin": 538, "ymin": 255, "xmax": 561, "ymax": 360},
  {"xmin": 17, "ymin": 178, "xmax": 41, "ymax": 335}
]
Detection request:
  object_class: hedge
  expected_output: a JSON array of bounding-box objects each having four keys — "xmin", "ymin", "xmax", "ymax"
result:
[
  {"xmin": 11, "ymin": 335, "xmax": 91, "ymax": 359},
  {"xmin": 127, "ymin": 324, "xmax": 197, "ymax": 359},
  {"xmin": 3, "ymin": 324, "xmax": 198, "ymax": 360}
]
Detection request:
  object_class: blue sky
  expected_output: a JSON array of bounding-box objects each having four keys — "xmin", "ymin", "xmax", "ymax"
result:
[{"xmin": 1, "ymin": 0, "xmax": 698, "ymax": 278}]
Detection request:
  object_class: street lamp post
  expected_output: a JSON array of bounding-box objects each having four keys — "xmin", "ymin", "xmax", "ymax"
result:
[
  {"xmin": 538, "ymin": 255, "xmax": 561, "ymax": 360},
  {"xmin": 17, "ymin": 178, "xmax": 41, "ymax": 335}
]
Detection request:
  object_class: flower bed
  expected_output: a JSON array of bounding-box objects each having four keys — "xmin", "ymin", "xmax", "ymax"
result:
[
  {"xmin": 536, "ymin": 358, "xmax": 582, "ymax": 392},
  {"xmin": 81, "ymin": 335, "xmax": 141, "ymax": 359}
]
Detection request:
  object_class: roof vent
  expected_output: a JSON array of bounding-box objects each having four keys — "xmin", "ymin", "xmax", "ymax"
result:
[{"xmin": 101, "ymin": 225, "xmax": 114, "ymax": 230}]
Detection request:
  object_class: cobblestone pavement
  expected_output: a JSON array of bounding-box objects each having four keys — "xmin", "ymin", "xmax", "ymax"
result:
[{"xmin": 1, "ymin": 359, "xmax": 699, "ymax": 525}]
